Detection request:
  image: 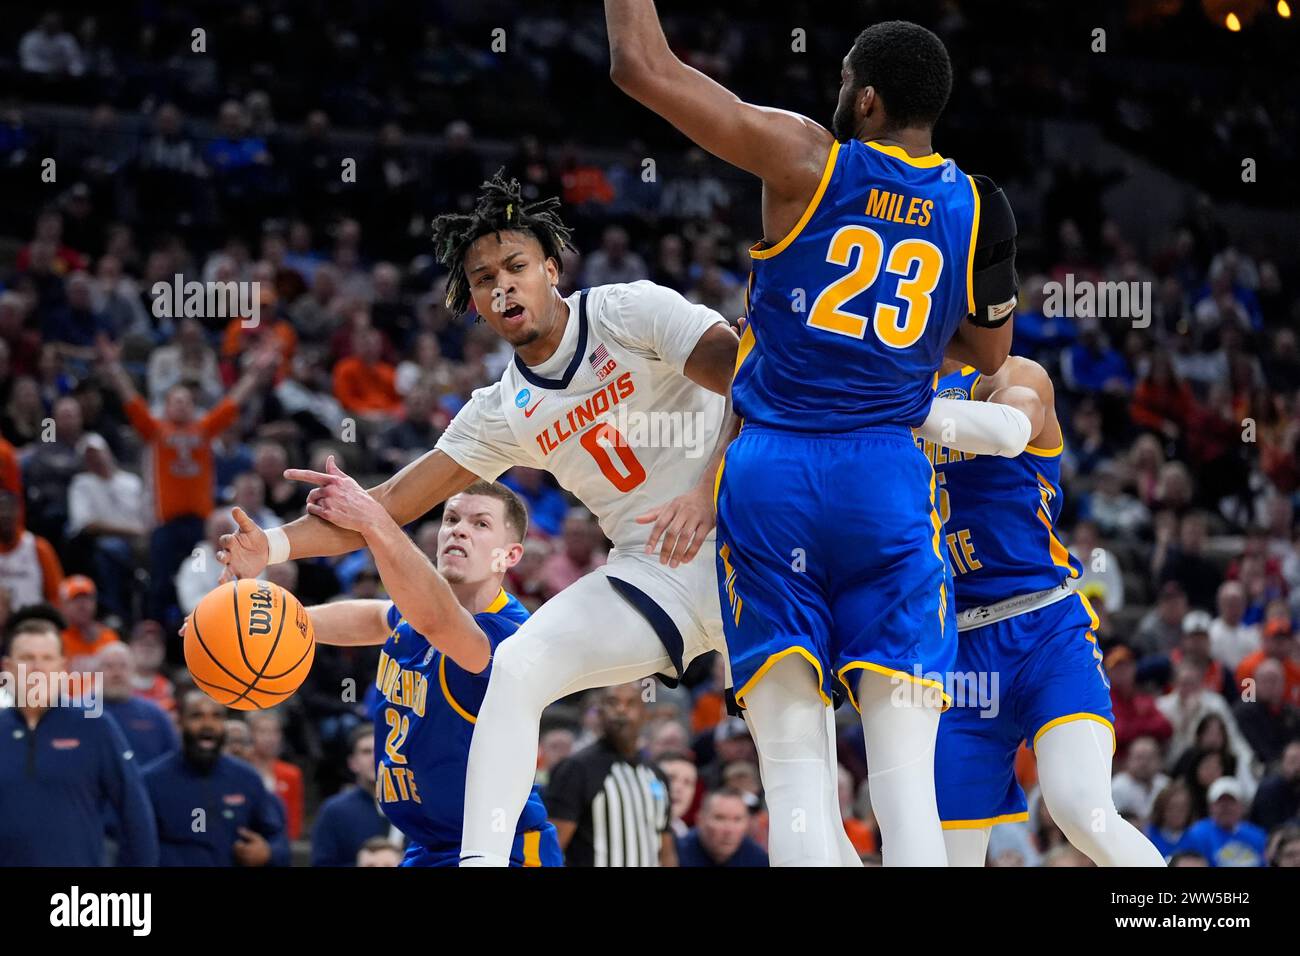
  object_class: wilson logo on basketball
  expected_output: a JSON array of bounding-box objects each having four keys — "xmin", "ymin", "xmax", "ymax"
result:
[{"xmin": 247, "ymin": 584, "xmax": 276, "ymax": 636}]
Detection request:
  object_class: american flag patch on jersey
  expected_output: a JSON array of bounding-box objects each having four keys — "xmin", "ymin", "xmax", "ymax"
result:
[{"xmin": 588, "ymin": 342, "xmax": 616, "ymax": 380}]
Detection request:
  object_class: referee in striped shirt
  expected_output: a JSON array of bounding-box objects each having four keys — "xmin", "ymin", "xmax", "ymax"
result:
[{"xmin": 545, "ymin": 682, "xmax": 676, "ymax": 866}]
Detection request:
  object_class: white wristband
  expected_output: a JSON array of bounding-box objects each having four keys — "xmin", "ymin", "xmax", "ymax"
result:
[{"xmin": 265, "ymin": 526, "xmax": 290, "ymax": 566}]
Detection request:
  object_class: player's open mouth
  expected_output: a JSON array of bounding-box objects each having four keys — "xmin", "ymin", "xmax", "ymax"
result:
[
  {"xmin": 443, "ymin": 545, "xmax": 468, "ymax": 558},
  {"xmin": 502, "ymin": 304, "xmax": 525, "ymax": 320}
]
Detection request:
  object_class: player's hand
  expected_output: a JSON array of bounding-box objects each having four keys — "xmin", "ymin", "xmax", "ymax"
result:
[
  {"xmin": 635, "ymin": 483, "xmax": 715, "ymax": 568},
  {"xmin": 291, "ymin": 455, "xmax": 388, "ymax": 534},
  {"xmin": 216, "ymin": 507, "xmax": 268, "ymax": 581},
  {"xmin": 233, "ymin": 827, "xmax": 272, "ymax": 867}
]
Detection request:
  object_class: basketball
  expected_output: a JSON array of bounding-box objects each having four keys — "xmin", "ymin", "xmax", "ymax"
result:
[{"xmin": 184, "ymin": 579, "xmax": 316, "ymax": 711}]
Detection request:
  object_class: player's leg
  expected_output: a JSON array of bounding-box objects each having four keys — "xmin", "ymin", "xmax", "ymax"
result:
[
  {"xmin": 739, "ymin": 655, "xmax": 841, "ymax": 866},
  {"xmin": 826, "ymin": 429, "xmax": 954, "ymax": 865},
  {"xmin": 715, "ymin": 427, "xmax": 843, "ymax": 866},
  {"xmin": 1035, "ymin": 719, "xmax": 1166, "ymax": 866},
  {"xmin": 933, "ymin": 621, "xmax": 1032, "ymax": 865},
  {"xmin": 1019, "ymin": 595, "xmax": 1165, "ymax": 866},
  {"xmin": 460, "ymin": 573, "xmax": 674, "ymax": 867},
  {"xmin": 854, "ymin": 669, "xmax": 948, "ymax": 865},
  {"xmin": 824, "ymin": 704, "xmax": 864, "ymax": 866},
  {"xmin": 943, "ymin": 826, "xmax": 992, "ymax": 867}
]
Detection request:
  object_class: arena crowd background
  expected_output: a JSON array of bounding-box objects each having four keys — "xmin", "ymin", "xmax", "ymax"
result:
[{"xmin": 1, "ymin": 0, "xmax": 1298, "ymax": 867}]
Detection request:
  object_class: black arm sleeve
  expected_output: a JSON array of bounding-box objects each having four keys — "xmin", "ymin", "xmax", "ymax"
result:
[{"xmin": 967, "ymin": 174, "xmax": 1018, "ymax": 328}]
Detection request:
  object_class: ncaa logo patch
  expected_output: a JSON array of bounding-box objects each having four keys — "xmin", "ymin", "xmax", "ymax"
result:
[{"xmin": 515, "ymin": 388, "xmax": 531, "ymax": 409}]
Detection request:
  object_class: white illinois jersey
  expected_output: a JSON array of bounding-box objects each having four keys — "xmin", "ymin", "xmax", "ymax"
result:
[{"xmin": 435, "ymin": 281, "xmax": 728, "ymax": 552}]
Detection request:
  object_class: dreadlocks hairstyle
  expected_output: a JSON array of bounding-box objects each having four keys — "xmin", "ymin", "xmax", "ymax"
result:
[{"xmin": 430, "ymin": 169, "xmax": 576, "ymax": 316}]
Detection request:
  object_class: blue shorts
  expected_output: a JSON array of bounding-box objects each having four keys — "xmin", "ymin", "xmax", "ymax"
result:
[
  {"xmin": 715, "ymin": 424, "xmax": 956, "ymax": 711},
  {"xmin": 934, "ymin": 592, "xmax": 1114, "ymax": 829},
  {"xmin": 400, "ymin": 823, "xmax": 563, "ymax": 867}
]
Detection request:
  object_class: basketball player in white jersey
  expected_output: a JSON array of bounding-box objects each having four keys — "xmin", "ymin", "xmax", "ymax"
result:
[{"xmin": 217, "ymin": 172, "xmax": 743, "ymax": 867}]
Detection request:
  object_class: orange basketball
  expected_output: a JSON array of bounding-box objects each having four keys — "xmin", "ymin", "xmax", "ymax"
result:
[{"xmin": 184, "ymin": 579, "xmax": 315, "ymax": 711}]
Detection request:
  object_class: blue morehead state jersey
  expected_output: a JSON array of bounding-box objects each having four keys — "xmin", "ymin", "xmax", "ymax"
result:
[
  {"xmin": 736, "ymin": 139, "xmax": 981, "ymax": 432},
  {"xmin": 370, "ymin": 590, "xmax": 550, "ymax": 851},
  {"xmin": 917, "ymin": 365, "xmax": 1083, "ymax": 612}
]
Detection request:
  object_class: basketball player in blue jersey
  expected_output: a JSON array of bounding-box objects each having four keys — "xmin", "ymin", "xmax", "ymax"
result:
[
  {"xmin": 606, "ymin": 5, "xmax": 1018, "ymax": 864},
  {"xmin": 920, "ymin": 357, "xmax": 1165, "ymax": 866},
  {"xmin": 292, "ymin": 470, "xmax": 561, "ymax": 867}
]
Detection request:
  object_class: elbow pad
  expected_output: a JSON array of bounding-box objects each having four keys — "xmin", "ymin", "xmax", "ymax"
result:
[
  {"xmin": 966, "ymin": 174, "xmax": 1018, "ymax": 328},
  {"xmin": 917, "ymin": 397, "xmax": 1032, "ymax": 458}
]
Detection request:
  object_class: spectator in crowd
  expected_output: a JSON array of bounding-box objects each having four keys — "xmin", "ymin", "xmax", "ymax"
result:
[
  {"xmin": 677, "ymin": 788, "xmax": 770, "ymax": 869},
  {"xmin": 333, "ymin": 326, "xmax": 402, "ymax": 420},
  {"xmin": 223, "ymin": 719, "xmax": 253, "ymax": 762},
  {"xmin": 0, "ymin": 617, "xmax": 158, "ymax": 865},
  {"xmin": 1153, "ymin": 512, "xmax": 1221, "ymax": 610},
  {"xmin": 658, "ymin": 750, "xmax": 699, "ymax": 841},
  {"xmin": 1251, "ymin": 740, "xmax": 1300, "ymax": 832},
  {"xmin": 1233, "ymin": 658, "xmax": 1300, "ymax": 766},
  {"xmin": 1107, "ymin": 644, "xmax": 1173, "ymax": 761},
  {"xmin": 174, "ymin": 509, "xmax": 237, "ymax": 616},
  {"xmin": 229, "ymin": 471, "xmax": 280, "ymax": 531},
  {"xmin": 146, "ymin": 317, "xmax": 223, "ymax": 408},
  {"xmin": 356, "ymin": 836, "xmax": 403, "ymax": 867},
  {"xmin": 500, "ymin": 467, "xmax": 569, "ymax": 538},
  {"xmin": 1156, "ymin": 659, "xmax": 1251, "ymax": 772},
  {"xmin": 1084, "ymin": 462, "xmax": 1149, "ymax": 539},
  {"xmin": 1175, "ymin": 712, "xmax": 1253, "ymax": 801},
  {"xmin": 540, "ymin": 509, "xmax": 608, "ymax": 601},
  {"xmin": 143, "ymin": 689, "xmax": 289, "ymax": 867},
  {"xmin": 246, "ymin": 708, "xmax": 305, "ymax": 842},
  {"xmin": 582, "ymin": 226, "xmax": 648, "ymax": 287},
  {"xmin": 1135, "ymin": 581, "xmax": 1190, "ymax": 658},
  {"xmin": 100, "ymin": 339, "xmax": 273, "ymax": 624},
  {"xmin": 58, "ymin": 574, "xmax": 120, "ymax": 672},
  {"xmin": 0, "ymin": 489, "xmax": 63, "ymax": 610},
  {"xmin": 838, "ymin": 764, "xmax": 875, "ymax": 858},
  {"xmin": 1068, "ymin": 520, "xmax": 1123, "ymax": 613},
  {"xmin": 127, "ymin": 619, "xmax": 174, "ymax": 714},
  {"xmin": 98, "ymin": 641, "xmax": 177, "ymax": 766},
  {"xmin": 1179, "ymin": 777, "xmax": 1268, "ymax": 867},
  {"xmin": 1211, "ymin": 580, "xmax": 1260, "ymax": 672},
  {"xmin": 1110, "ymin": 736, "xmax": 1170, "ymax": 821},
  {"xmin": 18, "ymin": 13, "xmax": 84, "ymax": 77},
  {"xmin": 66, "ymin": 432, "xmax": 145, "ymax": 620},
  {"xmin": 1268, "ymin": 826, "xmax": 1300, "ymax": 867},
  {"xmin": 536, "ymin": 724, "xmax": 578, "ymax": 791},
  {"xmin": 311, "ymin": 724, "xmax": 391, "ymax": 867},
  {"xmin": 1144, "ymin": 781, "xmax": 1195, "ymax": 860},
  {"xmin": 22, "ymin": 394, "xmax": 84, "ymax": 545},
  {"xmin": 545, "ymin": 683, "xmax": 674, "ymax": 867},
  {"xmin": 1236, "ymin": 616, "xmax": 1300, "ymax": 707}
]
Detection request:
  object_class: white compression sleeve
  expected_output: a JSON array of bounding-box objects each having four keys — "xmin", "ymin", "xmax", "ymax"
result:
[
  {"xmin": 916, "ymin": 397, "xmax": 1032, "ymax": 457},
  {"xmin": 1034, "ymin": 719, "xmax": 1166, "ymax": 867},
  {"xmin": 943, "ymin": 826, "xmax": 991, "ymax": 867},
  {"xmin": 856, "ymin": 670, "xmax": 948, "ymax": 866},
  {"xmin": 459, "ymin": 572, "xmax": 674, "ymax": 866},
  {"xmin": 741, "ymin": 655, "xmax": 841, "ymax": 866}
]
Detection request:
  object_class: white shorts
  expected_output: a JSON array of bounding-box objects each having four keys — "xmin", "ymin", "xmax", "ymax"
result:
[
  {"xmin": 599, "ymin": 538, "xmax": 728, "ymax": 675},
  {"xmin": 518, "ymin": 538, "xmax": 726, "ymax": 688}
]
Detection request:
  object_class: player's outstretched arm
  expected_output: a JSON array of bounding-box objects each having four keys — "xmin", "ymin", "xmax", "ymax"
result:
[
  {"xmin": 604, "ymin": 0, "xmax": 831, "ymax": 203},
  {"xmin": 217, "ymin": 448, "xmax": 476, "ymax": 579},
  {"xmin": 305, "ymin": 457, "xmax": 491, "ymax": 673},
  {"xmin": 306, "ymin": 600, "xmax": 393, "ymax": 646},
  {"xmin": 916, "ymin": 356, "xmax": 1054, "ymax": 457}
]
